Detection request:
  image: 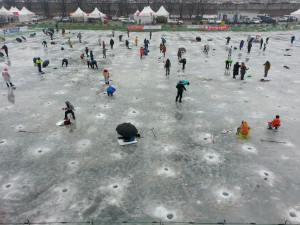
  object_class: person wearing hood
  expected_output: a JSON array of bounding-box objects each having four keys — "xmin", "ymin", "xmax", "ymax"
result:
[
  {"xmin": 240, "ymin": 62, "xmax": 248, "ymax": 80},
  {"xmin": 107, "ymin": 85, "xmax": 116, "ymax": 96},
  {"xmin": 239, "ymin": 40, "xmax": 244, "ymax": 50},
  {"xmin": 164, "ymin": 59, "xmax": 171, "ymax": 76},
  {"xmin": 145, "ymin": 40, "xmax": 150, "ymax": 50},
  {"xmin": 268, "ymin": 115, "xmax": 281, "ymax": 130},
  {"xmin": 263, "ymin": 61, "xmax": 271, "ymax": 77},
  {"xmin": 77, "ymin": 33, "xmax": 82, "ymax": 43},
  {"xmin": 63, "ymin": 101, "xmax": 75, "ymax": 120},
  {"xmin": 1, "ymin": 44, "xmax": 8, "ymax": 57},
  {"xmin": 103, "ymin": 68, "xmax": 110, "ymax": 85},
  {"xmin": 233, "ymin": 62, "xmax": 241, "ymax": 79},
  {"xmin": 110, "ymin": 38, "xmax": 114, "ymax": 49},
  {"xmin": 2, "ymin": 68, "xmax": 14, "ymax": 88},
  {"xmin": 90, "ymin": 50, "xmax": 94, "ymax": 60},
  {"xmin": 236, "ymin": 120, "xmax": 251, "ymax": 139},
  {"xmin": 177, "ymin": 79, "xmax": 190, "ymax": 85},
  {"xmin": 176, "ymin": 81, "xmax": 187, "ymax": 102},
  {"xmin": 36, "ymin": 57, "xmax": 43, "ymax": 73},
  {"xmin": 291, "ymin": 35, "xmax": 295, "ymax": 44},
  {"xmin": 62, "ymin": 58, "xmax": 68, "ymax": 67}
]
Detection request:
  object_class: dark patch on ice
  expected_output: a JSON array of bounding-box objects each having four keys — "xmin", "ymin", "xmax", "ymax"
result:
[
  {"xmin": 290, "ymin": 212, "xmax": 297, "ymax": 217},
  {"xmin": 209, "ymin": 155, "xmax": 214, "ymax": 159},
  {"xmin": 5, "ymin": 184, "xmax": 11, "ymax": 188},
  {"xmin": 203, "ymin": 138, "xmax": 207, "ymax": 140},
  {"xmin": 113, "ymin": 185, "xmax": 118, "ymax": 189},
  {"xmin": 132, "ymin": 111, "xmax": 136, "ymax": 113},
  {"xmin": 223, "ymin": 192, "xmax": 229, "ymax": 196},
  {"xmin": 264, "ymin": 172, "xmax": 269, "ymax": 176},
  {"xmin": 62, "ymin": 189, "xmax": 68, "ymax": 192},
  {"xmin": 248, "ymin": 147, "xmax": 252, "ymax": 150},
  {"xmin": 38, "ymin": 149, "xmax": 42, "ymax": 153},
  {"xmin": 164, "ymin": 168, "xmax": 169, "ymax": 171},
  {"xmin": 167, "ymin": 214, "xmax": 174, "ymax": 219},
  {"xmin": 71, "ymin": 161, "xmax": 76, "ymax": 165}
]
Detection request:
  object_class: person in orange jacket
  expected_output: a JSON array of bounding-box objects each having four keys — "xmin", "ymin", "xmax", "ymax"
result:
[
  {"xmin": 268, "ymin": 115, "xmax": 281, "ymax": 130},
  {"xmin": 103, "ymin": 68, "xmax": 110, "ymax": 85},
  {"xmin": 236, "ymin": 120, "xmax": 251, "ymax": 139},
  {"xmin": 140, "ymin": 47, "xmax": 143, "ymax": 59},
  {"xmin": 263, "ymin": 61, "xmax": 271, "ymax": 77},
  {"xmin": 135, "ymin": 36, "xmax": 138, "ymax": 46}
]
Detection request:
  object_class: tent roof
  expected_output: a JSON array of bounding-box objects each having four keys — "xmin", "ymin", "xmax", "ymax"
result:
[
  {"xmin": 140, "ymin": 6, "xmax": 155, "ymax": 15},
  {"xmin": 0, "ymin": 6, "xmax": 8, "ymax": 12},
  {"xmin": 9, "ymin": 6, "xmax": 20, "ymax": 13},
  {"xmin": 155, "ymin": 6, "xmax": 169, "ymax": 17},
  {"xmin": 134, "ymin": 9, "xmax": 140, "ymax": 15},
  {"xmin": 72, "ymin": 7, "xmax": 87, "ymax": 16},
  {"xmin": 20, "ymin": 7, "xmax": 35, "ymax": 15},
  {"xmin": 291, "ymin": 8, "xmax": 300, "ymax": 15},
  {"xmin": 88, "ymin": 7, "xmax": 106, "ymax": 18}
]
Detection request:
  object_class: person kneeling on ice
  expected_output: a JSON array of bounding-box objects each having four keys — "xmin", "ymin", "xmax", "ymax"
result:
[
  {"xmin": 177, "ymin": 79, "xmax": 190, "ymax": 85},
  {"xmin": 107, "ymin": 85, "xmax": 116, "ymax": 96},
  {"xmin": 268, "ymin": 115, "xmax": 281, "ymax": 130},
  {"xmin": 63, "ymin": 101, "xmax": 75, "ymax": 120},
  {"xmin": 89, "ymin": 60, "xmax": 98, "ymax": 69},
  {"xmin": 236, "ymin": 120, "xmax": 251, "ymax": 139}
]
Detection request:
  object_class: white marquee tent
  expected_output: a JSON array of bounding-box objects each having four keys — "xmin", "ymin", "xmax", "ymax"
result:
[
  {"xmin": 135, "ymin": 6, "xmax": 155, "ymax": 24},
  {"xmin": 71, "ymin": 7, "xmax": 87, "ymax": 22},
  {"xmin": 155, "ymin": 6, "xmax": 169, "ymax": 23},
  {"xmin": 87, "ymin": 8, "xmax": 106, "ymax": 22},
  {"xmin": 19, "ymin": 7, "xmax": 35, "ymax": 22},
  {"xmin": 0, "ymin": 6, "xmax": 11, "ymax": 22},
  {"xmin": 291, "ymin": 8, "xmax": 300, "ymax": 19}
]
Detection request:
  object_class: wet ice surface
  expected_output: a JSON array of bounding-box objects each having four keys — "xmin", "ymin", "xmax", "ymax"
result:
[{"xmin": 0, "ymin": 29, "xmax": 300, "ymax": 223}]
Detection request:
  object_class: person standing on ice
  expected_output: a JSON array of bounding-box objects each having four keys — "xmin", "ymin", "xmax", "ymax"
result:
[
  {"xmin": 145, "ymin": 40, "xmax": 150, "ymax": 50},
  {"xmin": 102, "ymin": 41, "xmax": 106, "ymax": 49},
  {"xmin": 181, "ymin": 58, "xmax": 186, "ymax": 70},
  {"xmin": 150, "ymin": 31, "xmax": 152, "ymax": 40},
  {"xmin": 1, "ymin": 44, "xmax": 8, "ymax": 57},
  {"xmin": 62, "ymin": 28, "xmax": 65, "ymax": 37},
  {"xmin": 161, "ymin": 37, "xmax": 166, "ymax": 46},
  {"xmin": 68, "ymin": 38, "xmax": 72, "ymax": 48},
  {"xmin": 228, "ymin": 46, "xmax": 232, "ymax": 59},
  {"xmin": 140, "ymin": 47, "xmax": 143, "ymax": 59},
  {"xmin": 239, "ymin": 40, "xmax": 244, "ymax": 50},
  {"xmin": 233, "ymin": 62, "xmax": 240, "ymax": 79},
  {"xmin": 177, "ymin": 48, "xmax": 182, "ymax": 60},
  {"xmin": 260, "ymin": 38, "xmax": 263, "ymax": 49},
  {"xmin": 291, "ymin": 36, "xmax": 295, "ymax": 44},
  {"xmin": 164, "ymin": 59, "xmax": 171, "ymax": 76},
  {"xmin": 159, "ymin": 43, "xmax": 163, "ymax": 53},
  {"xmin": 247, "ymin": 41, "xmax": 252, "ymax": 53},
  {"xmin": 85, "ymin": 47, "xmax": 89, "ymax": 57},
  {"xmin": 103, "ymin": 48, "xmax": 107, "ymax": 58},
  {"xmin": 103, "ymin": 68, "xmax": 110, "ymax": 85},
  {"xmin": 77, "ymin": 33, "xmax": 82, "ymax": 43},
  {"xmin": 162, "ymin": 45, "xmax": 166, "ymax": 57},
  {"xmin": 240, "ymin": 62, "xmax": 248, "ymax": 80},
  {"xmin": 225, "ymin": 59, "xmax": 233, "ymax": 70},
  {"xmin": 127, "ymin": 29, "xmax": 129, "ymax": 38},
  {"xmin": 2, "ymin": 68, "xmax": 14, "ymax": 88},
  {"xmin": 263, "ymin": 43, "xmax": 266, "ymax": 51},
  {"xmin": 135, "ymin": 36, "xmax": 138, "ymax": 46},
  {"xmin": 90, "ymin": 50, "xmax": 94, "ymax": 60},
  {"xmin": 98, "ymin": 36, "xmax": 101, "ymax": 46},
  {"xmin": 125, "ymin": 40, "xmax": 129, "ymax": 49},
  {"xmin": 42, "ymin": 40, "xmax": 47, "ymax": 48},
  {"xmin": 247, "ymin": 35, "xmax": 251, "ymax": 43},
  {"xmin": 266, "ymin": 37, "xmax": 269, "ymax": 44},
  {"xmin": 36, "ymin": 57, "xmax": 43, "ymax": 73},
  {"xmin": 110, "ymin": 38, "xmax": 114, "ymax": 49},
  {"xmin": 63, "ymin": 101, "xmax": 75, "ymax": 120},
  {"xmin": 225, "ymin": 36, "xmax": 231, "ymax": 45},
  {"xmin": 236, "ymin": 120, "xmax": 251, "ymax": 139},
  {"xmin": 263, "ymin": 61, "xmax": 271, "ymax": 77},
  {"xmin": 176, "ymin": 81, "xmax": 187, "ymax": 102}
]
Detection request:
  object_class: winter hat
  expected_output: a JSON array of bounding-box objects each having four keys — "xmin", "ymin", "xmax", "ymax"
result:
[
  {"xmin": 4, "ymin": 68, "xmax": 8, "ymax": 71},
  {"xmin": 104, "ymin": 69, "xmax": 108, "ymax": 72}
]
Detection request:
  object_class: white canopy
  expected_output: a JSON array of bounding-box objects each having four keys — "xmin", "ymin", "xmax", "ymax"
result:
[
  {"xmin": 155, "ymin": 6, "xmax": 169, "ymax": 17},
  {"xmin": 140, "ymin": 6, "xmax": 155, "ymax": 16},
  {"xmin": 291, "ymin": 8, "xmax": 300, "ymax": 18},
  {"xmin": 71, "ymin": 7, "xmax": 87, "ymax": 17},
  {"xmin": 0, "ymin": 6, "xmax": 9, "ymax": 14},
  {"xmin": 88, "ymin": 7, "xmax": 106, "ymax": 18},
  {"xmin": 9, "ymin": 6, "xmax": 20, "ymax": 14},
  {"xmin": 18, "ymin": 6, "xmax": 35, "ymax": 22},
  {"xmin": 134, "ymin": 10, "xmax": 140, "ymax": 16},
  {"xmin": 19, "ymin": 7, "xmax": 35, "ymax": 15}
]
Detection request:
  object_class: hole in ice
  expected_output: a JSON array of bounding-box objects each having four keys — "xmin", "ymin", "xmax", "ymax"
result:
[
  {"xmin": 264, "ymin": 172, "xmax": 269, "ymax": 176},
  {"xmin": 62, "ymin": 189, "xmax": 68, "ymax": 192},
  {"xmin": 222, "ymin": 192, "xmax": 229, "ymax": 196},
  {"xmin": 164, "ymin": 168, "xmax": 169, "ymax": 171},
  {"xmin": 5, "ymin": 184, "xmax": 11, "ymax": 188},
  {"xmin": 37, "ymin": 150, "xmax": 43, "ymax": 153},
  {"xmin": 70, "ymin": 161, "xmax": 76, "ymax": 165},
  {"xmin": 167, "ymin": 214, "xmax": 174, "ymax": 219},
  {"xmin": 247, "ymin": 147, "xmax": 252, "ymax": 150},
  {"xmin": 278, "ymin": 106, "xmax": 281, "ymax": 108},
  {"xmin": 132, "ymin": 111, "xmax": 136, "ymax": 113},
  {"xmin": 113, "ymin": 185, "xmax": 118, "ymax": 189},
  {"xmin": 209, "ymin": 155, "xmax": 214, "ymax": 159},
  {"xmin": 290, "ymin": 212, "xmax": 297, "ymax": 217},
  {"xmin": 203, "ymin": 138, "xmax": 207, "ymax": 140}
]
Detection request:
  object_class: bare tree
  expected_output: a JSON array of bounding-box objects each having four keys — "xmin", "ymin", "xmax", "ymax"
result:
[
  {"xmin": 186, "ymin": 1, "xmax": 196, "ymax": 19},
  {"xmin": 58, "ymin": 0, "xmax": 68, "ymax": 17},
  {"xmin": 117, "ymin": 0, "xmax": 130, "ymax": 17},
  {"xmin": 196, "ymin": 0, "xmax": 214, "ymax": 17},
  {"xmin": 41, "ymin": 0, "xmax": 50, "ymax": 17},
  {"xmin": 24, "ymin": 0, "xmax": 33, "ymax": 10},
  {"xmin": 3, "ymin": 0, "xmax": 16, "ymax": 8},
  {"xmin": 73, "ymin": 0, "xmax": 83, "ymax": 8},
  {"xmin": 164, "ymin": 0, "xmax": 175, "ymax": 17},
  {"xmin": 102, "ymin": 0, "xmax": 113, "ymax": 18},
  {"xmin": 177, "ymin": 1, "xmax": 185, "ymax": 19}
]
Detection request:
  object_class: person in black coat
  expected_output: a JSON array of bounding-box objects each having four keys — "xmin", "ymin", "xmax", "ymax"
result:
[
  {"xmin": 165, "ymin": 59, "xmax": 171, "ymax": 76},
  {"xmin": 247, "ymin": 42, "xmax": 252, "ymax": 53},
  {"xmin": 176, "ymin": 81, "xmax": 187, "ymax": 102},
  {"xmin": 233, "ymin": 62, "xmax": 241, "ymax": 79},
  {"xmin": 181, "ymin": 58, "xmax": 186, "ymax": 70},
  {"xmin": 1, "ymin": 45, "xmax": 8, "ymax": 57},
  {"xmin": 110, "ymin": 39, "xmax": 114, "ymax": 49},
  {"xmin": 62, "ymin": 58, "xmax": 68, "ymax": 67},
  {"xmin": 260, "ymin": 38, "xmax": 263, "ymax": 49}
]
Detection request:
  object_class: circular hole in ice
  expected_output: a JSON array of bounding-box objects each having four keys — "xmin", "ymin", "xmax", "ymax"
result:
[
  {"xmin": 62, "ymin": 189, "xmax": 68, "ymax": 192},
  {"xmin": 164, "ymin": 168, "xmax": 169, "ymax": 171},
  {"xmin": 290, "ymin": 212, "xmax": 297, "ymax": 217},
  {"xmin": 203, "ymin": 138, "xmax": 207, "ymax": 140},
  {"xmin": 209, "ymin": 155, "xmax": 214, "ymax": 159},
  {"xmin": 5, "ymin": 184, "xmax": 11, "ymax": 188},
  {"xmin": 248, "ymin": 147, "xmax": 252, "ymax": 150},
  {"xmin": 167, "ymin": 214, "xmax": 174, "ymax": 220},
  {"xmin": 222, "ymin": 192, "xmax": 229, "ymax": 197},
  {"xmin": 70, "ymin": 161, "xmax": 76, "ymax": 165},
  {"xmin": 113, "ymin": 185, "xmax": 118, "ymax": 189},
  {"xmin": 278, "ymin": 106, "xmax": 281, "ymax": 108},
  {"xmin": 37, "ymin": 150, "xmax": 43, "ymax": 153},
  {"xmin": 132, "ymin": 111, "xmax": 136, "ymax": 113},
  {"xmin": 264, "ymin": 172, "xmax": 269, "ymax": 176}
]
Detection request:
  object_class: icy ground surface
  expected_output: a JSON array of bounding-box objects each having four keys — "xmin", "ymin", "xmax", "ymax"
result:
[{"xmin": 0, "ymin": 29, "xmax": 300, "ymax": 223}]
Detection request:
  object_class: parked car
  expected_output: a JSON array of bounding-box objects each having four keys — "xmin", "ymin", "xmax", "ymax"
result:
[
  {"xmin": 252, "ymin": 19, "xmax": 261, "ymax": 24},
  {"xmin": 167, "ymin": 19, "xmax": 184, "ymax": 25},
  {"xmin": 118, "ymin": 16, "xmax": 126, "ymax": 22},
  {"xmin": 112, "ymin": 16, "xmax": 119, "ymax": 21},
  {"xmin": 121, "ymin": 18, "xmax": 135, "ymax": 24},
  {"xmin": 208, "ymin": 19, "xmax": 215, "ymax": 24},
  {"xmin": 236, "ymin": 19, "xmax": 244, "ymax": 24},
  {"xmin": 53, "ymin": 16, "xmax": 62, "ymax": 22},
  {"xmin": 215, "ymin": 20, "xmax": 222, "ymax": 24},
  {"xmin": 38, "ymin": 16, "xmax": 47, "ymax": 20},
  {"xmin": 61, "ymin": 17, "xmax": 71, "ymax": 22},
  {"xmin": 32, "ymin": 15, "xmax": 39, "ymax": 22}
]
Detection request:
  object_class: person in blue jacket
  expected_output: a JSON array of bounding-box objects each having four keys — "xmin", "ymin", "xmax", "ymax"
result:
[
  {"xmin": 90, "ymin": 50, "xmax": 94, "ymax": 60},
  {"xmin": 177, "ymin": 79, "xmax": 190, "ymax": 85},
  {"xmin": 107, "ymin": 85, "xmax": 116, "ymax": 96}
]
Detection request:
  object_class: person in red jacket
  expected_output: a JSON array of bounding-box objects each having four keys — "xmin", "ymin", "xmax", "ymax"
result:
[
  {"xmin": 268, "ymin": 115, "xmax": 281, "ymax": 130},
  {"xmin": 162, "ymin": 45, "xmax": 166, "ymax": 57},
  {"xmin": 140, "ymin": 47, "xmax": 143, "ymax": 59},
  {"xmin": 102, "ymin": 41, "xmax": 105, "ymax": 49}
]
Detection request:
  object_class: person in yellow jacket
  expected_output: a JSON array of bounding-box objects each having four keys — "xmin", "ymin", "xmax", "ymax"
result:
[
  {"xmin": 135, "ymin": 36, "xmax": 138, "ymax": 46},
  {"xmin": 263, "ymin": 61, "xmax": 271, "ymax": 77},
  {"xmin": 236, "ymin": 120, "xmax": 251, "ymax": 139}
]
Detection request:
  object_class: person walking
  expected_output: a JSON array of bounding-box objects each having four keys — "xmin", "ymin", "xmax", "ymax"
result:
[
  {"xmin": 127, "ymin": 29, "xmax": 129, "ymax": 38},
  {"xmin": 233, "ymin": 62, "xmax": 241, "ymax": 79},
  {"xmin": 102, "ymin": 41, "xmax": 105, "ymax": 49},
  {"xmin": 140, "ymin": 47, "xmax": 143, "ymax": 59},
  {"xmin": 42, "ymin": 40, "xmax": 47, "ymax": 48},
  {"xmin": 182, "ymin": 58, "xmax": 186, "ymax": 70},
  {"xmin": 49, "ymin": 31, "xmax": 53, "ymax": 40},
  {"xmin": 63, "ymin": 101, "xmax": 75, "ymax": 120},
  {"xmin": 247, "ymin": 41, "xmax": 252, "ymax": 53},
  {"xmin": 1, "ymin": 44, "xmax": 8, "ymax": 57},
  {"xmin": 176, "ymin": 81, "xmax": 187, "ymax": 102},
  {"xmin": 103, "ymin": 48, "xmax": 107, "ymax": 58},
  {"xmin": 135, "ymin": 36, "xmax": 138, "ymax": 46},
  {"xmin": 103, "ymin": 68, "xmax": 110, "ymax": 85},
  {"xmin": 85, "ymin": 47, "xmax": 89, "ymax": 57},
  {"xmin": 162, "ymin": 45, "xmax": 166, "ymax": 57},
  {"xmin": 98, "ymin": 35, "xmax": 101, "ymax": 46},
  {"xmin": 263, "ymin": 61, "xmax": 271, "ymax": 77},
  {"xmin": 125, "ymin": 40, "xmax": 129, "ymax": 49},
  {"xmin": 240, "ymin": 62, "xmax": 248, "ymax": 80},
  {"xmin": 260, "ymin": 38, "xmax": 263, "ymax": 49},
  {"xmin": 145, "ymin": 40, "xmax": 150, "ymax": 50},
  {"xmin": 291, "ymin": 35, "xmax": 295, "ymax": 44},
  {"xmin": 112, "ymin": 30, "xmax": 114, "ymax": 37},
  {"xmin": 161, "ymin": 37, "xmax": 166, "ymax": 46},
  {"xmin": 239, "ymin": 40, "xmax": 244, "ymax": 50},
  {"xmin": 228, "ymin": 46, "xmax": 232, "ymax": 59},
  {"xmin": 62, "ymin": 58, "xmax": 68, "ymax": 67},
  {"xmin": 36, "ymin": 57, "xmax": 43, "ymax": 73},
  {"xmin": 165, "ymin": 59, "xmax": 171, "ymax": 76},
  {"xmin": 266, "ymin": 37, "xmax": 269, "ymax": 44},
  {"xmin": 110, "ymin": 38, "xmax": 114, "ymax": 49},
  {"xmin": 2, "ymin": 68, "xmax": 14, "ymax": 88},
  {"xmin": 177, "ymin": 48, "xmax": 182, "ymax": 60},
  {"xmin": 226, "ymin": 36, "xmax": 231, "ymax": 45},
  {"xmin": 160, "ymin": 43, "xmax": 163, "ymax": 53},
  {"xmin": 150, "ymin": 31, "xmax": 152, "ymax": 40},
  {"xmin": 77, "ymin": 33, "xmax": 82, "ymax": 43},
  {"xmin": 263, "ymin": 43, "xmax": 266, "ymax": 51}
]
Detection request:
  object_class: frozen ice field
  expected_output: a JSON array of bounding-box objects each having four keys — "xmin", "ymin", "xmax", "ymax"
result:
[{"xmin": 0, "ymin": 29, "xmax": 300, "ymax": 223}]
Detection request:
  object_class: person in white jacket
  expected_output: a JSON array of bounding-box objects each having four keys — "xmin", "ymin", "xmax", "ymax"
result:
[{"xmin": 2, "ymin": 68, "xmax": 14, "ymax": 88}]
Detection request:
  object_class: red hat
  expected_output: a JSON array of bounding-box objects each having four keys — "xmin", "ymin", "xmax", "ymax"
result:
[{"xmin": 4, "ymin": 68, "xmax": 8, "ymax": 71}]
